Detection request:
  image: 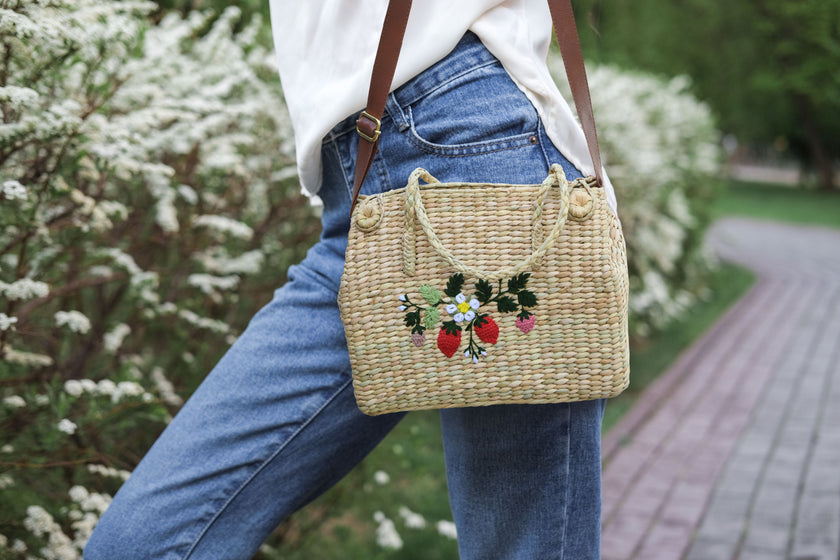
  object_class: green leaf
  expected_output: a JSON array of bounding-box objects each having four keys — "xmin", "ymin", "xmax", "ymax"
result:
[
  {"xmin": 424, "ymin": 306, "xmax": 440, "ymax": 329},
  {"xmin": 497, "ymin": 296, "xmax": 519, "ymax": 313},
  {"xmin": 419, "ymin": 284, "xmax": 443, "ymax": 306},
  {"xmin": 444, "ymin": 273, "xmax": 465, "ymax": 298},
  {"xmin": 507, "ymin": 273, "xmax": 531, "ymax": 294},
  {"xmin": 517, "ymin": 289, "xmax": 537, "ymax": 308},
  {"xmin": 517, "ymin": 310, "xmax": 533, "ymax": 321},
  {"xmin": 473, "ymin": 313, "xmax": 490, "ymax": 328},
  {"xmin": 404, "ymin": 310, "xmax": 420, "ymax": 327},
  {"xmin": 475, "ymin": 279, "xmax": 493, "ymax": 303},
  {"xmin": 442, "ymin": 320, "xmax": 462, "ymax": 335}
]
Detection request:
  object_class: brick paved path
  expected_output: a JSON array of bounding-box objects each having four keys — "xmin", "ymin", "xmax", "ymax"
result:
[{"xmin": 601, "ymin": 218, "xmax": 840, "ymax": 560}]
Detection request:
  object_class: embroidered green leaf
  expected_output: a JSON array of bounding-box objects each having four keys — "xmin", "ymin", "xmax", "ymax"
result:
[
  {"xmin": 424, "ymin": 307, "xmax": 440, "ymax": 329},
  {"xmin": 420, "ymin": 284, "xmax": 443, "ymax": 306},
  {"xmin": 507, "ymin": 273, "xmax": 531, "ymax": 294},
  {"xmin": 444, "ymin": 273, "xmax": 465, "ymax": 298},
  {"xmin": 475, "ymin": 279, "xmax": 493, "ymax": 304},
  {"xmin": 496, "ymin": 296, "xmax": 518, "ymax": 313},
  {"xmin": 473, "ymin": 313, "xmax": 489, "ymax": 328},
  {"xmin": 442, "ymin": 320, "xmax": 462, "ymax": 335},
  {"xmin": 517, "ymin": 289, "xmax": 537, "ymax": 308},
  {"xmin": 404, "ymin": 310, "xmax": 421, "ymax": 328},
  {"xmin": 517, "ymin": 310, "xmax": 533, "ymax": 321}
]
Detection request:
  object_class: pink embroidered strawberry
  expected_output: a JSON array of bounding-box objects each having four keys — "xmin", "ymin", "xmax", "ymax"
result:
[
  {"xmin": 516, "ymin": 314, "xmax": 536, "ymax": 334},
  {"xmin": 437, "ymin": 327, "xmax": 462, "ymax": 358},
  {"xmin": 411, "ymin": 332, "xmax": 426, "ymax": 347},
  {"xmin": 474, "ymin": 316, "xmax": 499, "ymax": 345}
]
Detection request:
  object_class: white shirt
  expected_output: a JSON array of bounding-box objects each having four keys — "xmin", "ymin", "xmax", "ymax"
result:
[{"xmin": 268, "ymin": 0, "xmax": 617, "ymax": 212}]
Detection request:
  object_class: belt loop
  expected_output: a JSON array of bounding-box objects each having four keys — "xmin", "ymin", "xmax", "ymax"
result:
[{"xmin": 385, "ymin": 93, "xmax": 410, "ymax": 132}]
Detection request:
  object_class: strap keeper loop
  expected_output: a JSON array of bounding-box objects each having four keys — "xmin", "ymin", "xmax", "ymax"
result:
[{"xmin": 356, "ymin": 110, "xmax": 381, "ymax": 143}]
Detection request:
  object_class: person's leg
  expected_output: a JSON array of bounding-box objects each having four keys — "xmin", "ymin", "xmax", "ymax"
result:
[
  {"xmin": 84, "ymin": 138, "xmax": 404, "ymax": 560},
  {"xmin": 375, "ymin": 31, "xmax": 608, "ymax": 560},
  {"xmin": 441, "ymin": 400, "xmax": 605, "ymax": 560}
]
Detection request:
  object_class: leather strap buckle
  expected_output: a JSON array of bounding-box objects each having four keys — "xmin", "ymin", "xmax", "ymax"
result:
[{"xmin": 356, "ymin": 110, "xmax": 381, "ymax": 143}]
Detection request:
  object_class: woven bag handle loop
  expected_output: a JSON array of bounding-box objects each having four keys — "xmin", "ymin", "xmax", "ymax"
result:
[{"xmin": 402, "ymin": 165, "xmax": 570, "ymax": 281}]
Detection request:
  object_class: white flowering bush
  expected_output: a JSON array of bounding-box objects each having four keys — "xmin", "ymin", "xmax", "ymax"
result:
[
  {"xmin": 0, "ymin": 1, "xmax": 318, "ymax": 557},
  {"xmin": 549, "ymin": 59, "xmax": 722, "ymax": 334}
]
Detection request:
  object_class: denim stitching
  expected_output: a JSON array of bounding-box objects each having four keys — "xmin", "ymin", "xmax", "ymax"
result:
[
  {"xmin": 392, "ymin": 58, "xmax": 500, "ymax": 109},
  {"xmin": 181, "ymin": 377, "xmax": 355, "ymax": 559},
  {"xmin": 557, "ymin": 403, "xmax": 572, "ymax": 560}
]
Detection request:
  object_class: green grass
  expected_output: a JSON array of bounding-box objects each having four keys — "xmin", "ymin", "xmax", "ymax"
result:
[{"xmin": 713, "ymin": 180, "xmax": 840, "ymax": 229}]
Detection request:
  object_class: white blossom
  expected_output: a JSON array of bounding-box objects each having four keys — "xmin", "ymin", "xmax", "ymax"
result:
[
  {"xmin": 3, "ymin": 395, "xmax": 26, "ymax": 409},
  {"xmin": 2, "ymin": 179, "xmax": 28, "ymax": 201},
  {"xmin": 436, "ymin": 520, "xmax": 458, "ymax": 540},
  {"xmin": 103, "ymin": 323, "xmax": 131, "ymax": 353},
  {"xmin": 0, "ymin": 313, "xmax": 19, "ymax": 331},
  {"xmin": 0, "ymin": 474, "xmax": 14, "ymax": 489},
  {"xmin": 398, "ymin": 506, "xmax": 427, "ymax": 529},
  {"xmin": 1, "ymin": 346, "xmax": 54, "ymax": 367},
  {"xmin": 87, "ymin": 463, "xmax": 131, "ymax": 481},
  {"xmin": 373, "ymin": 470, "xmax": 390, "ymax": 485},
  {"xmin": 64, "ymin": 380, "xmax": 84, "ymax": 397},
  {"xmin": 151, "ymin": 367, "xmax": 183, "ymax": 406},
  {"xmin": 55, "ymin": 310, "xmax": 92, "ymax": 334},
  {"xmin": 0, "ymin": 278, "xmax": 49, "ymax": 301},
  {"xmin": 192, "ymin": 214, "xmax": 254, "ymax": 240},
  {"xmin": 373, "ymin": 512, "xmax": 403, "ymax": 550},
  {"xmin": 57, "ymin": 419, "xmax": 77, "ymax": 434},
  {"xmin": 187, "ymin": 273, "xmax": 241, "ymax": 294}
]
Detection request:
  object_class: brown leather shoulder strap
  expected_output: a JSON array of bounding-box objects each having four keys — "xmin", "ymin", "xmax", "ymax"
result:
[
  {"xmin": 350, "ymin": 0, "xmax": 412, "ymax": 214},
  {"xmin": 351, "ymin": 0, "xmax": 602, "ymax": 214},
  {"xmin": 547, "ymin": 0, "xmax": 603, "ymax": 187}
]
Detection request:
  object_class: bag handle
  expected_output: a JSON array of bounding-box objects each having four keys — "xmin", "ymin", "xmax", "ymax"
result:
[
  {"xmin": 350, "ymin": 0, "xmax": 603, "ymax": 214},
  {"xmin": 401, "ymin": 164, "xmax": 572, "ymax": 281}
]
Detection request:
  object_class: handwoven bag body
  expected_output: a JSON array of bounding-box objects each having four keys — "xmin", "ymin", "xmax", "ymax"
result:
[{"xmin": 338, "ymin": 0, "xmax": 630, "ymax": 416}]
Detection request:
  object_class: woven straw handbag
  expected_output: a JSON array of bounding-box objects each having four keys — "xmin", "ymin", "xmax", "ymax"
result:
[{"xmin": 338, "ymin": 0, "xmax": 630, "ymax": 416}]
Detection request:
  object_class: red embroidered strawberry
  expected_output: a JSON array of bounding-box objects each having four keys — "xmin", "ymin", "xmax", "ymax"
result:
[
  {"xmin": 516, "ymin": 314, "xmax": 536, "ymax": 334},
  {"xmin": 437, "ymin": 327, "xmax": 462, "ymax": 358},
  {"xmin": 474, "ymin": 316, "xmax": 499, "ymax": 345}
]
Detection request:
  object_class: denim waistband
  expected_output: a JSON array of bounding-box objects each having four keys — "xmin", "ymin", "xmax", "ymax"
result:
[{"xmin": 323, "ymin": 31, "xmax": 498, "ymax": 142}]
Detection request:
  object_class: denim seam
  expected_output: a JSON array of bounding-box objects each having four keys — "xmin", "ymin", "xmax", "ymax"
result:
[
  {"xmin": 181, "ymin": 376, "xmax": 356, "ymax": 560},
  {"xmin": 392, "ymin": 58, "xmax": 500, "ymax": 109},
  {"xmin": 329, "ymin": 136, "xmax": 353, "ymax": 201},
  {"xmin": 536, "ymin": 119, "xmax": 551, "ymax": 171},
  {"xmin": 557, "ymin": 403, "xmax": 572, "ymax": 560}
]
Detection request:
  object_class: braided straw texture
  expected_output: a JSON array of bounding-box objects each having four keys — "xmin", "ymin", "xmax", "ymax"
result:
[{"xmin": 339, "ymin": 167, "xmax": 629, "ymax": 416}]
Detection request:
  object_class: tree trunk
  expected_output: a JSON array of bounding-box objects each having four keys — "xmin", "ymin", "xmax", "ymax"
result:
[{"xmin": 795, "ymin": 93, "xmax": 836, "ymax": 190}]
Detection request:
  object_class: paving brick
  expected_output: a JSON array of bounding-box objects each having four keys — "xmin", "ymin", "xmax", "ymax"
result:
[
  {"xmin": 601, "ymin": 220, "xmax": 840, "ymax": 560},
  {"xmin": 683, "ymin": 536, "xmax": 740, "ymax": 560}
]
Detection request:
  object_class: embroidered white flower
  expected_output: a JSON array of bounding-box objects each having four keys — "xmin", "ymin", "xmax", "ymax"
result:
[{"xmin": 446, "ymin": 293, "xmax": 480, "ymax": 324}]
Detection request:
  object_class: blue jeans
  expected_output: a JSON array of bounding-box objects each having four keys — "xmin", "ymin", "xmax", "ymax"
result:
[{"xmin": 85, "ymin": 32, "xmax": 605, "ymax": 560}]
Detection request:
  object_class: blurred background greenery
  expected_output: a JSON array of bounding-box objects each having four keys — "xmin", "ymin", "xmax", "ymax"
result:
[{"xmin": 1, "ymin": 0, "xmax": 838, "ymax": 559}]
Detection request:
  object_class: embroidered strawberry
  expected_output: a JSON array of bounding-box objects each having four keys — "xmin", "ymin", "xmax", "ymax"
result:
[
  {"xmin": 437, "ymin": 327, "xmax": 462, "ymax": 358},
  {"xmin": 474, "ymin": 316, "xmax": 499, "ymax": 345},
  {"xmin": 411, "ymin": 332, "xmax": 426, "ymax": 347},
  {"xmin": 516, "ymin": 314, "xmax": 536, "ymax": 334}
]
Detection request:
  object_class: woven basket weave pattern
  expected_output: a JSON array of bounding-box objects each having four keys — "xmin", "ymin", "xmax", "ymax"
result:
[{"xmin": 339, "ymin": 170, "xmax": 629, "ymax": 416}]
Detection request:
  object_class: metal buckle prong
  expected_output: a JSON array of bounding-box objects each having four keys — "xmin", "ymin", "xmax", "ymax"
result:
[{"xmin": 356, "ymin": 110, "xmax": 381, "ymax": 143}]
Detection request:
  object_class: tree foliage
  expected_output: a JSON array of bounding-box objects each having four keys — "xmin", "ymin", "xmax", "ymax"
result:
[{"xmin": 573, "ymin": 0, "xmax": 840, "ymax": 188}]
